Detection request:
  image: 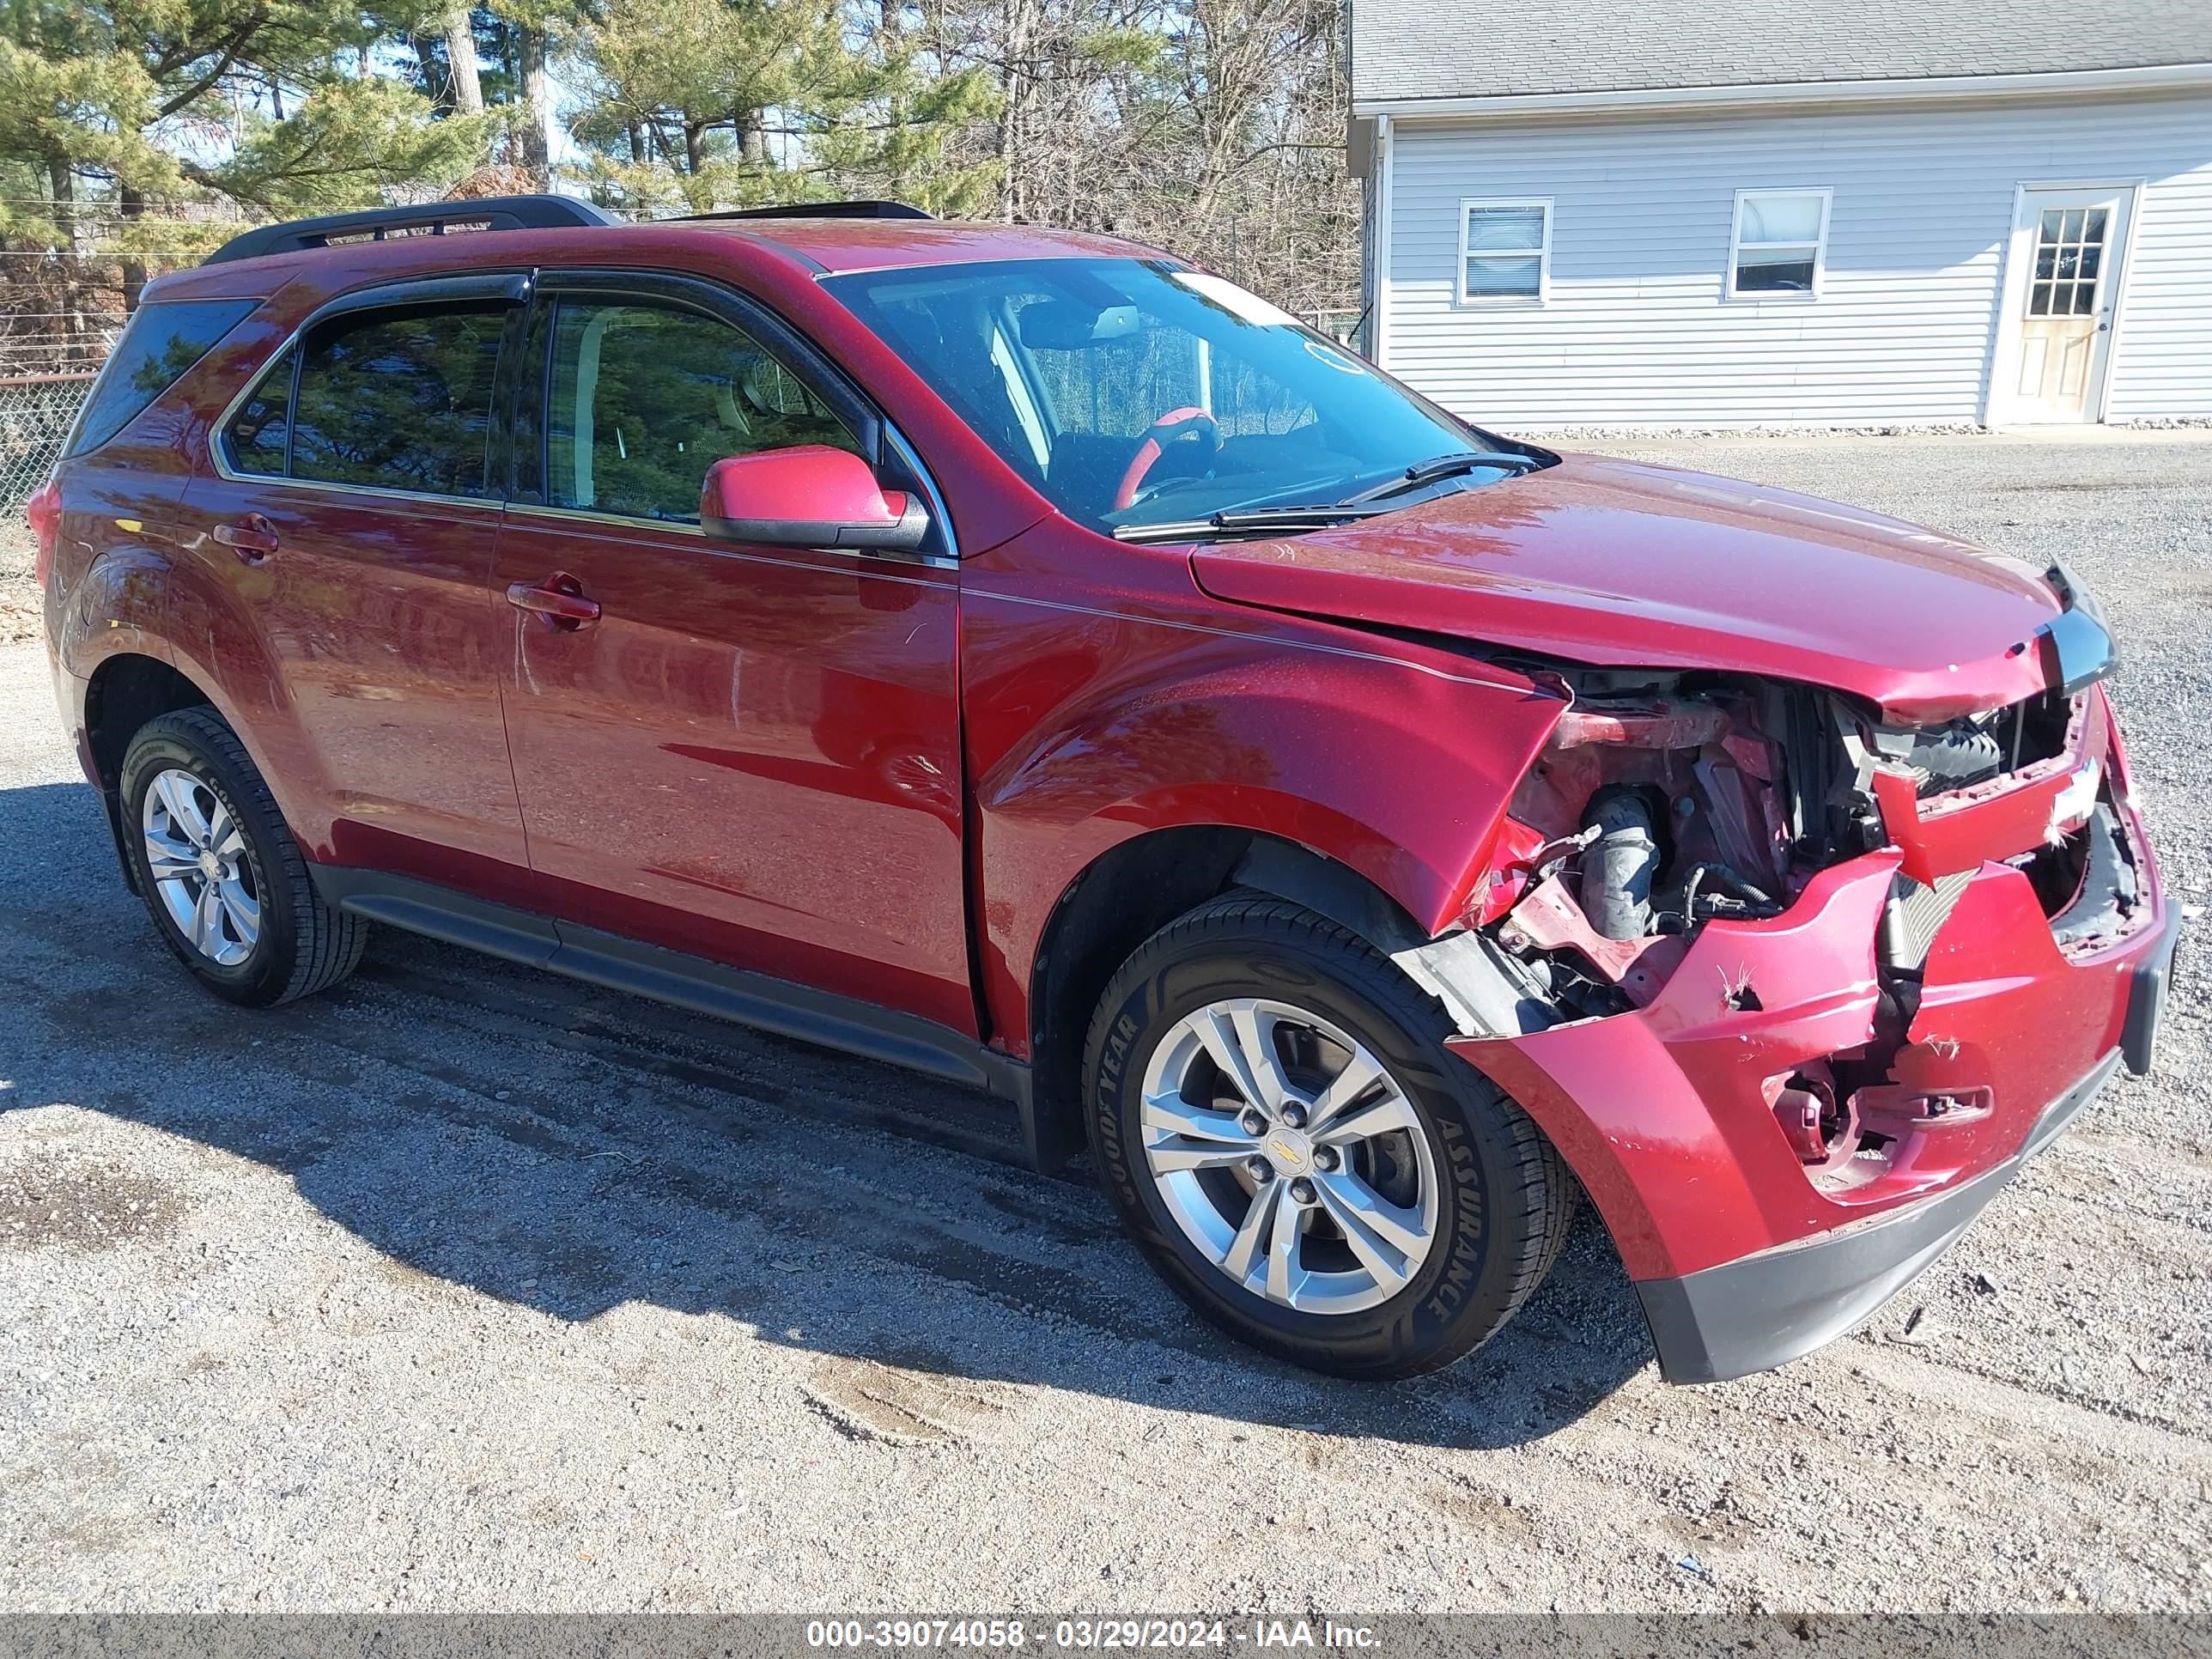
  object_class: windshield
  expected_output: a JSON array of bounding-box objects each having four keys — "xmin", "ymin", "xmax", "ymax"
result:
[{"xmin": 822, "ymin": 258, "xmax": 1535, "ymax": 539}]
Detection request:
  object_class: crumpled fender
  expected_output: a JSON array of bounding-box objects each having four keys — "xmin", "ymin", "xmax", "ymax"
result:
[
  {"xmin": 963, "ymin": 562, "xmax": 1568, "ymax": 1054},
  {"xmin": 981, "ymin": 647, "xmax": 1560, "ymax": 928}
]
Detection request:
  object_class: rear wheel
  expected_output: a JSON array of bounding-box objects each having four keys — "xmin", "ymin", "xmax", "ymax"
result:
[
  {"xmin": 1085, "ymin": 896, "xmax": 1571, "ymax": 1377},
  {"xmin": 118, "ymin": 708, "xmax": 367, "ymax": 1007}
]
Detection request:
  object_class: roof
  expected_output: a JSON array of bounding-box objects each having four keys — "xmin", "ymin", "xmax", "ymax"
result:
[
  {"xmin": 666, "ymin": 216, "xmax": 1153, "ymax": 275},
  {"xmin": 1352, "ymin": 0, "xmax": 2212, "ymax": 109},
  {"xmin": 162, "ymin": 212, "xmax": 1148, "ymax": 301}
]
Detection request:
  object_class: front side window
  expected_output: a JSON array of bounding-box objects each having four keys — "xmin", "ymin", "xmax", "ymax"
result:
[
  {"xmin": 288, "ymin": 305, "xmax": 508, "ymax": 497},
  {"xmin": 545, "ymin": 300, "xmax": 858, "ymax": 523},
  {"xmin": 1459, "ymin": 201, "xmax": 1550, "ymax": 303},
  {"xmin": 826, "ymin": 258, "xmax": 1509, "ymax": 538},
  {"xmin": 68, "ymin": 298, "xmax": 258, "ymax": 457},
  {"xmin": 1729, "ymin": 190, "xmax": 1831, "ymax": 296}
]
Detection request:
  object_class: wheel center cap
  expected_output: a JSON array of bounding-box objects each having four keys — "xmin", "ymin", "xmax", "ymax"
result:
[
  {"xmin": 1264, "ymin": 1126, "xmax": 1314, "ymax": 1176},
  {"xmin": 197, "ymin": 848, "xmax": 222, "ymax": 880}
]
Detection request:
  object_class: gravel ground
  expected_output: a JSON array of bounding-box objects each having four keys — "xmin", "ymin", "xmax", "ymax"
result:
[
  {"xmin": 1, "ymin": 433, "xmax": 2209, "ymax": 1615},
  {"xmin": 0, "ymin": 539, "xmax": 36, "ymax": 645}
]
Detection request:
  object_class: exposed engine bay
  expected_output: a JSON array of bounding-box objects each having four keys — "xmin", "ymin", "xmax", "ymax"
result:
[{"xmin": 1398, "ymin": 662, "xmax": 2152, "ymax": 1183}]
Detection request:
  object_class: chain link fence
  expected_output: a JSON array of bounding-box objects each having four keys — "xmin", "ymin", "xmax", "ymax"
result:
[{"xmin": 0, "ymin": 373, "xmax": 94, "ymax": 512}]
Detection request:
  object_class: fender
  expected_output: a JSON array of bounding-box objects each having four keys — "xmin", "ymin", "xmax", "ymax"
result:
[
  {"xmin": 56, "ymin": 544, "xmax": 173, "ymax": 683},
  {"xmin": 152, "ymin": 521, "xmax": 330, "ymax": 846},
  {"xmin": 961, "ymin": 540, "xmax": 1568, "ymax": 1055},
  {"xmin": 54, "ymin": 544, "xmax": 175, "ymax": 808}
]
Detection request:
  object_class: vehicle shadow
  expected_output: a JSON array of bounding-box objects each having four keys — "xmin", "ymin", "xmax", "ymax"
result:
[{"xmin": 0, "ymin": 777, "xmax": 1655, "ymax": 1451}]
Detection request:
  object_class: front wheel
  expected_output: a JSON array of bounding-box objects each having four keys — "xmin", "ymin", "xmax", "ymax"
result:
[{"xmin": 1085, "ymin": 896, "xmax": 1571, "ymax": 1378}]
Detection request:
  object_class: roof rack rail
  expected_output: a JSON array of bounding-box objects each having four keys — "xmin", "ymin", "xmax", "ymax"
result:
[
  {"xmin": 205, "ymin": 194, "xmax": 620, "ymax": 266},
  {"xmin": 684, "ymin": 201, "xmax": 933, "ymax": 222}
]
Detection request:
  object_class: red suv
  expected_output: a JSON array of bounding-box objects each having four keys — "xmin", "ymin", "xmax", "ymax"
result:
[{"xmin": 33, "ymin": 196, "xmax": 2180, "ymax": 1384}]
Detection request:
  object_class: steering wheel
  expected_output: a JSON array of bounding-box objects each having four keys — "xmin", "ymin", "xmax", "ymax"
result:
[{"xmin": 1114, "ymin": 407, "xmax": 1220, "ymax": 511}]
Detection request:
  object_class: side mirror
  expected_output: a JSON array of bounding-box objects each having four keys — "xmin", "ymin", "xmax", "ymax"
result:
[{"xmin": 700, "ymin": 445, "xmax": 930, "ymax": 555}]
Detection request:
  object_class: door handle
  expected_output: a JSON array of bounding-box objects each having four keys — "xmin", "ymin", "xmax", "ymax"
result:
[
  {"xmin": 213, "ymin": 514, "xmax": 279, "ymax": 562},
  {"xmin": 506, "ymin": 574, "xmax": 602, "ymax": 629}
]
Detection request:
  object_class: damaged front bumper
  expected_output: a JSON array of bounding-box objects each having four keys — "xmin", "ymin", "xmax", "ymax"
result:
[
  {"xmin": 1635, "ymin": 1046, "xmax": 2121, "ymax": 1384},
  {"xmin": 1449, "ymin": 749, "xmax": 2179, "ymax": 1384}
]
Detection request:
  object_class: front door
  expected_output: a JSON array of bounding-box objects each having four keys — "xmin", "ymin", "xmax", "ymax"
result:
[
  {"xmin": 2005, "ymin": 186, "xmax": 2132, "ymax": 423},
  {"xmin": 491, "ymin": 276, "xmax": 974, "ymax": 1033}
]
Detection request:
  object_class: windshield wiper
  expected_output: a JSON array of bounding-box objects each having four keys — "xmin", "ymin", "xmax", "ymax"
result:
[
  {"xmin": 1340, "ymin": 449, "xmax": 1540, "ymax": 506},
  {"xmin": 1111, "ymin": 503, "xmax": 1394, "ymax": 544}
]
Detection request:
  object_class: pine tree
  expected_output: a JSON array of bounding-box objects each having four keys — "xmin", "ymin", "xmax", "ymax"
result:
[
  {"xmin": 566, "ymin": 0, "xmax": 997, "ymax": 215},
  {"xmin": 2, "ymin": 0, "xmax": 492, "ymax": 306}
]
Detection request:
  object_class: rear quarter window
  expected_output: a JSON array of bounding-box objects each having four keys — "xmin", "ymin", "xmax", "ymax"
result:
[{"xmin": 65, "ymin": 299, "xmax": 260, "ymax": 458}]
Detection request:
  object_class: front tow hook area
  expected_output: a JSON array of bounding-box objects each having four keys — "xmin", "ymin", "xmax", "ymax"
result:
[{"xmin": 1635, "ymin": 1052, "xmax": 2120, "ymax": 1383}]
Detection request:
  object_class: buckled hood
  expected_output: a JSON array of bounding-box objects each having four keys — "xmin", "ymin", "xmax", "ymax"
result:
[{"xmin": 1188, "ymin": 453, "xmax": 2066, "ymax": 722}]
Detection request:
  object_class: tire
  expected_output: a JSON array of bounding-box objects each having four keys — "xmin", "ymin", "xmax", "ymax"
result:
[
  {"xmin": 1085, "ymin": 895, "xmax": 1571, "ymax": 1379},
  {"xmin": 118, "ymin": 708, "xmax": 367, "ymax": 1007}
]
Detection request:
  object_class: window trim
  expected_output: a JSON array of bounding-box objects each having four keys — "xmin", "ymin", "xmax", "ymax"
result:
[
  {"xmin": 1727, "ymin": 187, "xmax": 1832, "ymax": 301},
  {"xmin": 209, "ymin": 272, "xmax": 532, "ymax": 507},
  {"xmin": 1455, "ymin": 198, "xmax": 1552, "ymax": 307}
]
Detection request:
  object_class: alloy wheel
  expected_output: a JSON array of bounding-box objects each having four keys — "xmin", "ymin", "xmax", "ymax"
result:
[
  {"xmin": 1138, "ymin": 996, "xmax": 1439, "ymax": 1315},
  {"xmin": 141, "ymin": 766, "xmax": 260, "ymax": 967}
]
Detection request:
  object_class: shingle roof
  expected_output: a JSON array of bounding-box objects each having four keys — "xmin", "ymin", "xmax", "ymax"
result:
[{"xmin": 1352, "ymin": 0, "xmax": 2212, "ymax": 106}]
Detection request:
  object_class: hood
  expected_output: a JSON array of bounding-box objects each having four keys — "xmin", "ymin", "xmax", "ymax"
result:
[{"xmin": 1188, "ymin": 453, "xmax": 2064, "ymax": 721}]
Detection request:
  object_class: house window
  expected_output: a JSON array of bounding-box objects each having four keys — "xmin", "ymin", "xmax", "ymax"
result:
[
  {"xmin": 1729, "ymin": 189, "xmax": 1831, "ymax": 297},
  {"xmin": 1458, "ymin": 199, "xmax": 1550, "ymax": 303}
]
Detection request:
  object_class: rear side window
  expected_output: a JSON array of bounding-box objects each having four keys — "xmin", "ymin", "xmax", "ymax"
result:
[
  {"xmin": 285, "ymin": 306, "xmax": 508, "ymax": 498},
  {"xmin": 66, "ymin": 299, "xmax": 258, "ymax": 457}
]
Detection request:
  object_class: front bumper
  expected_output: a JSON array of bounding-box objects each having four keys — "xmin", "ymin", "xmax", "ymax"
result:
[
  {"xmin": 1633, "ymin": 1049, "xmax": 2118, "ymax": 1382},
  {"xmin": 1452, "ymin": 775, "xmax": 2178, "ymax": 1383}
]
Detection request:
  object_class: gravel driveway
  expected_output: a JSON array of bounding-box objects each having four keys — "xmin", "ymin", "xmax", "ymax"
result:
[{"xmin": 1, "ymin": 432, "xmax": 2208, "ymax": 1615}]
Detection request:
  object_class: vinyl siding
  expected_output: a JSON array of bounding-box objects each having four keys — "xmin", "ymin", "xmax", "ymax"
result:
[{"xmin": 1377, "ymin": 94, "xmax": 2212, "ymax": 426}]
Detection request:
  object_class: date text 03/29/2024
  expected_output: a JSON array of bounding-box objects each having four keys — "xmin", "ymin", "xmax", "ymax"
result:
[{"xmin": 805, "ymin": 1620, "xmax": 1382, "ymax": 1650}]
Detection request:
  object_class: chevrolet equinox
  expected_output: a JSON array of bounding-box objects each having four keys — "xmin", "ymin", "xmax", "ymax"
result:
[{"xmin": 32, "ymin": 196, "xmax": 2181, "ymax": 1383}]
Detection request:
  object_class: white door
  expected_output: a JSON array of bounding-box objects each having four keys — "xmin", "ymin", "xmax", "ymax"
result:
[{"xmin": 2003, "ymin": 186, "xmax": 2132, "ymax": 423}]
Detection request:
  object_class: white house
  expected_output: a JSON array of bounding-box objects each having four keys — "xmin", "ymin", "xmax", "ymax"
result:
[{"xmin": 1348, "ymin": 0, "xmax": 2212, "ymax": 427}]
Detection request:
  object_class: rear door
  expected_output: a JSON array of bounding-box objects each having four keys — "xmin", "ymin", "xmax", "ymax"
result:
[
  {"xmin": 489, "ymin": 270, "xmax": 973, "ymax": 1032},
  {"xmin": 179, "ymin": 275, "xmax": 532, "ymax": 885}
]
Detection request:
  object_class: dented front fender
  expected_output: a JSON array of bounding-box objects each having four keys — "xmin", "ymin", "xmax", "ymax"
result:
[{"xmin": 959, "ymin": 520, "xmax": 1569, "ymax": 1056}]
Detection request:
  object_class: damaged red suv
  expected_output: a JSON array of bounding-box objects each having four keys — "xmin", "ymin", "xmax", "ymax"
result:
[{"xmin": 36, "ymin": 196, "xmax": 2180, "ymax": 1383}]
